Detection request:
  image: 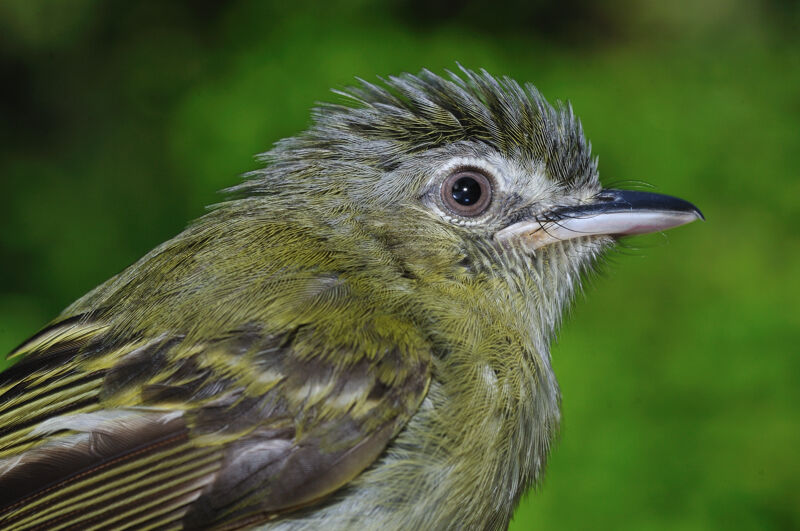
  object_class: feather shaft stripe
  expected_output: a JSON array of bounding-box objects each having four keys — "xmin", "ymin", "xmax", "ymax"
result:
[
  {"xmin": 89, "ymin": 476, "xmax": 217, "ymax": 530},
  {"xmin": 93, "ymin": 487, "xmax": 212, "ymax": 531},
  {"xmin": 135, "ymin": 516, "xmax": 183, "ymax": 531},
  {"xmin": 0, "ymin": 373, "xmax": 102, "ymax": 415},
  {"xmin": 0, "ymin": 379, "xmax": 102, "ymax": 430},
  {"xmin": 4, "ymin": 443, "xmax": 221, "ymax": 527},
  {"xmin": 25, "ymin": 365, "xmax": 75, "ymax": 387},
  {"xmin": 46, "ymin": 462, "xmax": 220, "ymax": 531},
  {"xmin": 0, "ymin": 364, "xmax": 73, "ymax": 400},
  {"xmin": 0, "ymin": 429, "xmax": 190, "ymax": 519}
]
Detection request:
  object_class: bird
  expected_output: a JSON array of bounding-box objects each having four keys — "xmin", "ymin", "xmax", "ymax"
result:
[{"xmin": 0, "ymin": 68, "xmax": 702, "ymax": 530}]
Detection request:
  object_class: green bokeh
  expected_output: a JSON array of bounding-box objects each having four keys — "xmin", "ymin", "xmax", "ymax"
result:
[{"xmin": 1, "ymin": 1, "xmax": 798, "ymax": 529}]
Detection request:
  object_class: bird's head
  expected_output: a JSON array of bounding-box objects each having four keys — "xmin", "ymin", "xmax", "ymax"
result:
[{"xmin": 233, "ymin": 67, "xmax": 702, "ymax": 338}]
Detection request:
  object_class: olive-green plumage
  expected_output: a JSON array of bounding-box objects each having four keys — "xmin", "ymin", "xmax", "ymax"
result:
[{"xmin": 0, "ymin": 68, "xmax": 701, "ymax": 530}]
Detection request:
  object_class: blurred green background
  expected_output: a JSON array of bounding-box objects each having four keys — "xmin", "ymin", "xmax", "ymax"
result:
[{"xmin": 1, "ymin": 1, "xmax": 798, "ymax": 529}]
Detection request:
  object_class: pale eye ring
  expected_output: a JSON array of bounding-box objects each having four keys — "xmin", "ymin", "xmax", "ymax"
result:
[{"xmin": 441, "ymin": 170, "xmax": 493, "ymax": 217}]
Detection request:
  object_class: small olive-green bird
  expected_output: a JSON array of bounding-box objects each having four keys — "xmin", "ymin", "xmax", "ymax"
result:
[{"xmin": 0, "ymin": 68, "xmax": 702, "ymax": 530}]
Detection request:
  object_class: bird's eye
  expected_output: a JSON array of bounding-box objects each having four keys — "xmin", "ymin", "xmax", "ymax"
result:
[{"xmin": 441, "ymin": 170, "xmax": 493, "ymax": 217}]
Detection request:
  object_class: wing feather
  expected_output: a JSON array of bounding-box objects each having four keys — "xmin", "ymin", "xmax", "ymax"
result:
[{"xmin": 1, "ymin": 310, "xmax": 430, "ymax": 529}]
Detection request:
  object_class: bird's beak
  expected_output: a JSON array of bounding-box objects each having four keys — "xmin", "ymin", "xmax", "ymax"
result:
[{"xmin": 495, "ymin": 189, "xmax": 704, "ymax": 251}]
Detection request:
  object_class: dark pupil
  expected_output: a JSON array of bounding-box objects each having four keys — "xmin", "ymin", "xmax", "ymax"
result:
[{"xmin": 451, "ymin": 176, "xmax": 481, "ymax": 206}]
